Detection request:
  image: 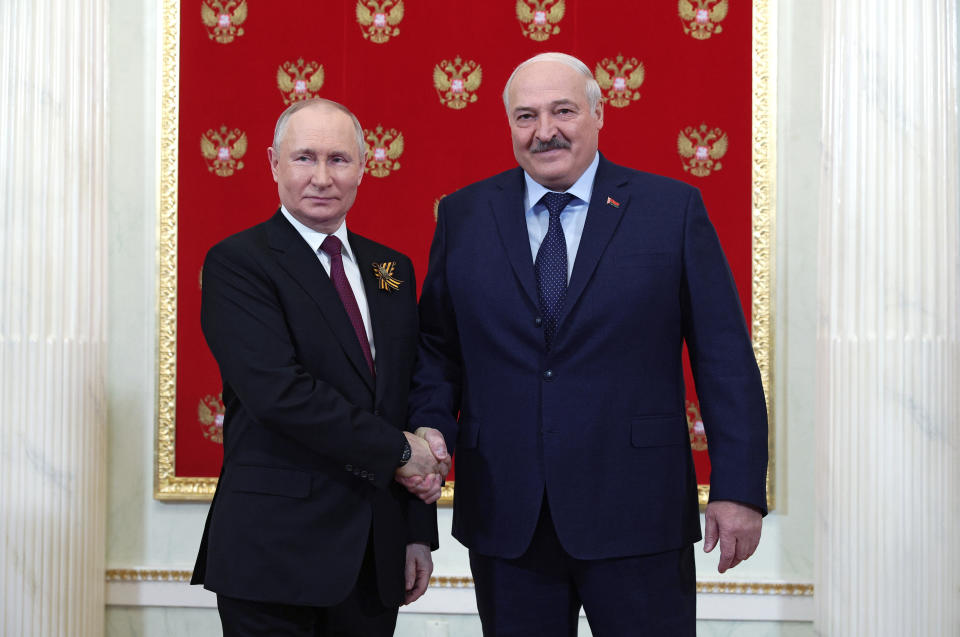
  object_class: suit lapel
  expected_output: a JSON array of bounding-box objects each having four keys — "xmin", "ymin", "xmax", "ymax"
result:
[
  {"xmin": 558, "ymin": 157, "xmax": 631, "ymax": 329},
  {"xmin": 489, "ymin": 169, "xmax": 539, "ymax": 309},
  {"xmin": 266, "ymin": 212, "xmax": 375, "ymax": 392}
]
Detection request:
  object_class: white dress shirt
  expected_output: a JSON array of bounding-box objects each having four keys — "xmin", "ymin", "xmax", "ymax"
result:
[
  {"xmin": 280, "ymin": 207, "xmax": 376, "ymax": 360},
  {"xmin": 523, "ymin": 151, "xmax": 600, "ymax": 281}
]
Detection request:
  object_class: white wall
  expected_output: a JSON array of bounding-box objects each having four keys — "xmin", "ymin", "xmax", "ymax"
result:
[{"xmin": 105, "ymin": 1, "xmax": 822, "ymax": 634}]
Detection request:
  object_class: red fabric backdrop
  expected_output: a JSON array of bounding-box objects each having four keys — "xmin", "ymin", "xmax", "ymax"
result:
[{"xmin": 176, "ymin": 0, "xmax": 751, "ymax": 492}]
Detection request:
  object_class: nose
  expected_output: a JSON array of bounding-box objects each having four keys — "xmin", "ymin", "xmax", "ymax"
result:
[
  {"xmin": 534, "ymin": 113, "xmax": 558, "ymax": 142},
  {"xmin": 311, "ymin": 162, "xmax": 333, "ymax": 188}
]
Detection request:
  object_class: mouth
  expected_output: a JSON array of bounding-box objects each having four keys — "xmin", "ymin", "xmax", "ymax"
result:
[{"xmin": 305, "ymin": 195, "xmax": 337, "ymax": 204}]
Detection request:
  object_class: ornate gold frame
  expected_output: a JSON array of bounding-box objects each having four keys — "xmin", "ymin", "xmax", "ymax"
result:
[{"xmin": 155, "ymin": 0, "xmax": 776, "ymax": 507}]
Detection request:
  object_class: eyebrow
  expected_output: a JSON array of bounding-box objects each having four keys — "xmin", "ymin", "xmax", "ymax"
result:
[
  {"xmin": 512, "ymin": 99, "xmax": 579, "ymax": 113},
  {"xmin": 289, "ymin": 147, "xmax": 353, "ymax": 158}
]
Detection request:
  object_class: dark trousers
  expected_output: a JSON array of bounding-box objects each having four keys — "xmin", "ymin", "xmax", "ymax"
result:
[
  {"xmin": 469, "ymin": 498, "xmax": 696, "ymax": 637},
  {"xmin": 216, "ymin": 533, "xmax": 398, "ymax": 637}
]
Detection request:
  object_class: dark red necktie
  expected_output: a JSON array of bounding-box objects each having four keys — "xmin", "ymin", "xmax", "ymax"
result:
[{"xmin": 320, "ymin": 235, "xmax": 375, "ymax": 376}]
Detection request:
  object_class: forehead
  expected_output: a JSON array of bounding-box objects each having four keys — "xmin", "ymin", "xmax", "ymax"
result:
[
  {"xmin": 281, "ymin": 106, "xmax": 357, "ymax": 151},
  {"xmin": 509, "ymin": 61, "xmax": 588, "ymax": 108}
]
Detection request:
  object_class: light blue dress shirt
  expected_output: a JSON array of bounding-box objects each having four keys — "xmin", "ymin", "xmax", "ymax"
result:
[{"xmin": 523, "ymin": 151, "xmax": 600, "ymax": 281}]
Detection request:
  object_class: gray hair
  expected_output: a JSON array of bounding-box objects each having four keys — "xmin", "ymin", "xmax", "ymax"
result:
[
  {"xmin": 272, "ymin": 98, "xmax": 366, "ymax": 159},
  {"xmin": 502, "ymin": 52, "xmax": 602, "ymax": 114}
]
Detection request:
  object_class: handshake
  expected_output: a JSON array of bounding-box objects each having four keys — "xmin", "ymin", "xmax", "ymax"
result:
[{"xmin": 394, "ymin": 427, "xmax": 451, "ymax": 505}]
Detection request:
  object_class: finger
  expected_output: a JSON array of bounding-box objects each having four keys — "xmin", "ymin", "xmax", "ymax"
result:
[
  {"xmin": 717, "ymin": 536, "xmax": 737, "ymax": 573},
  {"xmin": 425, "ymin": 430, "xmax": 448, "ymax": 460},
  {"xmin": 703, "ymin": 510, "xmax": 719, "ymax": 553},
  {"xmin": 404, "ymin": 553, "xmax": 416, "ymax": 591},
  {"xmin": 410, "ymin": 563, "xmax": 430, "ymax": 602},
  {"xmin": 421, "ymin": 484, "xmax": 442, "ymax": 504},
  {"xmin": 397, "ymin": 475, "xmax": 424, "ymax": 488},
  {"xmin": 735, "ymin": 536, "xmax": 756, "ymax": 562},
  {"xmin": 413, "ymin": 473, "xmax": 439, "ymax": 494}
]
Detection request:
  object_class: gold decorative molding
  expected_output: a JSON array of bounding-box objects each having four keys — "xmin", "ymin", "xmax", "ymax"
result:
[
  {"xmin": 155, "ymin": 0, "xmax": 219, "ymax": 501},
  {"xmin": 108, "ymin": 569, "xmax": 193, "ymax": 582},
  {"xmin": 751, "ymin": 0, "xmax": 776, "ymax": 511},
  {"xmin": 105, "ymin": 569, "xmax": 811, "ymax": 595}
]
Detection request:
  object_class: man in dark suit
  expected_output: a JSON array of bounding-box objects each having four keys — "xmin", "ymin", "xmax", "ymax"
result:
[
  {"xmin": 408, "ymin": 53, "xmax": 769, "ymax": 636},
  {"xmin": 192, "ymin": 98, "xmax": 449, "ymax": 636}
]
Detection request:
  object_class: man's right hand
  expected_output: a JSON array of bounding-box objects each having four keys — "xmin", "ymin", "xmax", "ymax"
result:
[{"xmin": 395, "ymin": 428, "xmax": 450, "ymax": 504}]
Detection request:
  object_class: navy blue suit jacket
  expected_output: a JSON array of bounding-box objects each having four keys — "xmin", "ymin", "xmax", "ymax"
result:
[
  {"xmin": 408, "ymin": 155, "xmax": 767, "ymax": 560},
  {"xmin": 192, "ymin": 211, "xmax": 437, "ymax": 607}
]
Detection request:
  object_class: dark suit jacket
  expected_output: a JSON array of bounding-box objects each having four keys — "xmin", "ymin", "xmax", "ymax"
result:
[
  {"xmin": 191, "ymin": 210, "xmax": 437, "ymax": 608},
  {"xmin": 408, "ymin": 155, "xmax": 767, "ymax": 560}
]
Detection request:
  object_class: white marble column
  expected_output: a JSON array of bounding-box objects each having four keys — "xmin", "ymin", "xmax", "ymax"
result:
[
  {"xmin": 0, "ymin": 1, "xmax": 108, "ymax": 635},
  {"xmin": 816, "ymin": 1, "xmax": 960, "ymax": 635}
]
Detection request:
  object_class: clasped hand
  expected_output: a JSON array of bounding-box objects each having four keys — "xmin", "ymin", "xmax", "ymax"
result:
[{"xmin": 394, "ymin": 427, "xmax": 450, "ymax": 504}]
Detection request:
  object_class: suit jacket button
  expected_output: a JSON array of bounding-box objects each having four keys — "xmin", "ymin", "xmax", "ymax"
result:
[
  {"xmin": 368, "ymin": 473, "xmax": 375, "ymax": 481},
  {"xmin": 543, "ymin": 369, "xmax": 554, "ymax": 381},
  {"xmin": 373, "ymin": 410, "xmax": 381, "ymax": 416},
  {"xmin": 345, "ymin": 464, "xmax": 353, "ymax": 472},
  {"xmin": 360, "ymin": 470, "xmax": 368, "ymax": 478},
  {"xmin": 534, "ymin": 317, "xmax": 543, "ymax": 327}
]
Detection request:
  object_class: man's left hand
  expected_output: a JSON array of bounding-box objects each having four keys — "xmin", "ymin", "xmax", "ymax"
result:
[
  {"xmin": 703, "ymin": 500, "xmax": 762, "ymax": 573},
  {"xmin": 404, "ymin": 542, "xmax": 433, "ymax": 605}
]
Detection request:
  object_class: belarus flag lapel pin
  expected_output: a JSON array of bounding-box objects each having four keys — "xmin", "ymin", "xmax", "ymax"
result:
[{"xmin": 606, "ymin": 196, "xmax": 620, "ymax": 208}]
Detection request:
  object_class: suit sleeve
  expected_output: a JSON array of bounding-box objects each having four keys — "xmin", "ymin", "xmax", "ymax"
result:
[
  {"xmin": 407, "ymin": 198, "xmax": 464, "ymax": 454},
  {"xmin": 405, "ymin": 498, "xmax": 440, "ymax": 550},
  {"xmin": 679, "ymin": 189, "xmax": 769, "ymax": 514},
  {"xmin": 201, "ymin": 240, "xmax": 406, "ymax": 490}
]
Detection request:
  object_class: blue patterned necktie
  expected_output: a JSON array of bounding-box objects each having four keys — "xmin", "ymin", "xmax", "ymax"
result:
[{"xmin": 535, "ymin": 192, "xmax": 575, "ymax": 350}]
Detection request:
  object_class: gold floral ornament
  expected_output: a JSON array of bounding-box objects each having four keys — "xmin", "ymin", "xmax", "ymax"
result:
[
  {"xmin": 678, "ymin": 0, "xmax": 728, "ymax": 40},
  {"xmin": 594, "ymin": 55, "xmax": 645, "ymax": 108},
  {"xmin": 198, "ymin": 393, "xmax": 225, "ymax": 444},
  {"xmin": 356, "ymin": 0, "xmax": 404, "ymax": 44},
  {"xmin": 433, "ymin": 194, "xmax": 446, "ymax": 222},
  {"xmin": 201, "ymin": 0, "xmax": 247, "ymax": 44},
  {"xmin": 277, "ymin": 59, "xmax": 324, "ymax": 105},
  {"xmin": 364, "ymin": 125, "xmax": 403, "ymax": 178},
  {"xmin": 678, "ymin": 124, "xmax": 727, "ymax": 177},
  {"xmin": 516, "ymin": 0, "xmax": 565, "ymax": 42},
  {"xmin": 433, "ymin": 57, "xmax": 482, "ymax": 110},
  {"xmin": 686, "ymin": 400, "xmax": 708, "ymax": 451},
  {"xmin": 201, "ymin": 126, "xmax": 247, "ymax": 177},
  {"xmin": 372, "ymin": 262, "xmax": 403, "ymax": 292}
]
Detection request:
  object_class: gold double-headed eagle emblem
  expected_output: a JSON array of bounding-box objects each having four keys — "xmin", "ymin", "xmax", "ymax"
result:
[
  {"xmin": 200, "ymin": 126, "xmax": 248, "ymax": 177},
  {"xmin": 678, "ymin": 0, "xmax": 728, "ymax": 40},
  {"xmin": 356, "ymin": 0, "xmax": 404, "ymax": 43},
  {"xmin": 594, "ymin": 55, "xmax": 645, "ymax": 109},
  {"xmin": 197, "ymin": 393, "xmax": 225, "ymax": 444},
  {"xmin": 364, "ymin": 125, "xmax": 404, "ymax": 178},
  {"xmin": 433, "ymin": 57, "xmax": 482, "ymax": 110},
  {"xmin": 516, "ymin": 0, "xmax": 565, "ymax": 41},
  {"xmin": 276, "ymin": 59, "xmax": 324, "ymax": 105},
  {"xmin": 677, "ymin": 124, "xmax": 728, "ymax": 177},
  {"xmin": 201, "ymin": 0, "xmax": 247, "ymax": 44}
]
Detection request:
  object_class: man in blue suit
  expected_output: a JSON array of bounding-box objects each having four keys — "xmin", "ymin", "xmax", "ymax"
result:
[{"xmin": 407, "ymin": 53, "xmax": 769, "ymax": 635}]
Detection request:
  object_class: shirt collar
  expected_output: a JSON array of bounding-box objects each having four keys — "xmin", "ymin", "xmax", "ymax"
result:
[
  {"xmin": 523, "ymin": 151, "xmax": 600, "ymax": 213},
  {"xmin": 280, "ymin": 206, "xmax": 355, "ymax": 263}
]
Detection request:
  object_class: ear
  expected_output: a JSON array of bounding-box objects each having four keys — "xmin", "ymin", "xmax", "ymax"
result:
[
  {"xmin": 267, "ymin": 147, "xmax": 280, "ymax": 183},
  {"xmin": 356, "ymin": 155, "xmax": 365, "ymax": 186},
  {"xmin": 594, "ymin": 98, "xmax": 605, "ymax": 130}
]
